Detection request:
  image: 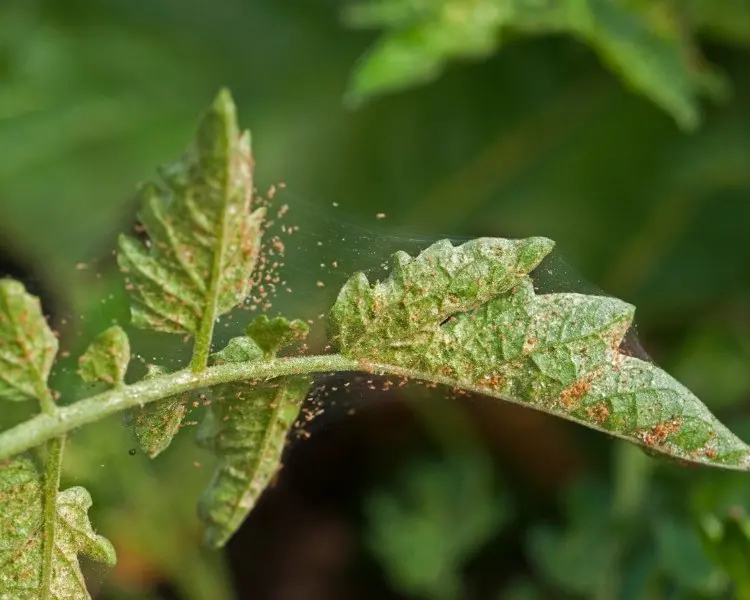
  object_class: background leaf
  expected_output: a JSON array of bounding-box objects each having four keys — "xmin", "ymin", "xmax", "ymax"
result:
[
  {"xmin": 346, "ymin": 0, "xmax": 725, "ymax": 128},
  {"xmin": 366, "ymin": 452, "xmax": 510, "ymax": 600},
  {"xmin": 527, "ymin": 480, "xmax": 619, "ymax": 597},
  {"xmin": 0, "ymin": 280, "xmax": 57, "ymax": 403}
]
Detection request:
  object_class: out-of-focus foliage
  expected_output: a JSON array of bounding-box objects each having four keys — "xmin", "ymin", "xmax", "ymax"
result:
[
  {"xmin": 1, "ymin": 0, "xmax": 750, "ymax": 598},
  {"xmin": 365, "ymin": 452, "xmax": 511, "ymax": 600},
  {"xmin": 345, "ymin": 0, "xmax": 732, "ymax": 129}
]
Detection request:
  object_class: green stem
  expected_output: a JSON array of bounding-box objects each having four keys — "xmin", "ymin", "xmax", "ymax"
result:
[
  {"xmin": 38, "ymin": 393, "xmax": 57, "ymax": 417},
  {"xmin": 0, "ymin": 354, "xmax": 358, "ymax": 460},
  {"xmin": 190, "ymin": 320, "xmax": 215, "ymax": 373},
  {"xmin": 2, "ymin": 355, "xmax": 750, "ymax": 475},
  {"xmin": 39, "ymin": 434, "xmax": 65, "ymax": 600},
  {"xmin": 37, "ymin": 376, "xmax": 57, "ymax": 417}
]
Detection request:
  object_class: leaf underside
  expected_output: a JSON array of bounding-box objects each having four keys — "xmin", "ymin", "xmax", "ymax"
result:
[
  {"xmin": 330, "ymin": 237, "xmax": 750, "ymax": 470},
  {"xmin": 126, "ymin": 365, "xmax": 189, "ymax": 458},
  {"xmin": 0, "ymin": 455, "xmax": 116, "ymax": 599},
  {"xmin": 346, "ymin": 0, "xmax": 726, "ymax": 129},
  {"xmin": 0, "ymin": 279, "xmax": 58, "ymax": 403},
  {"xmin": 196, "ymin": 374, "xmax": 310, "ymax": 549},
  {"xmin": 117, "ymin": 89, "xmax": 264, "ymax": 335},
  {"xmin": 197, "ymin": 332, "xmax": 312, "ymax": 549}
]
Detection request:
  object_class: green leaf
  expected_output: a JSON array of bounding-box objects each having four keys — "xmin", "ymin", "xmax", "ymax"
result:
[
  {"xmin": 211, "ymin": 335, "xmax": 265, "ymax": 364},
  {"xmin": 196, "ymin": 333, "xmax": 311, "ymax": 548},
  {"xmin": 0, "ymin": 454, "xmax": 116, "ymax": 599},
  {"xmin": 527, "ymin": 480, "xmax": 619, "ymax": 595},
  {"xmin": 345, "ymin": 0, "xmax": 725, "ymax": 128},
  {"xmin": 125, "ymin": 365, "xmax": 189, "ymax": 458},
  {"xmin": 692, "ymin": 471, "xmax": 750, "ymax": 593},
  {"xmin": 116, "ymin": 88, "xmax": 264, "ymax": 337},
  {"xmin": 330, "ymin": 237, "xmax": 750, "ymax": 470},
  {"xmin": 78, "ymin": 325, "xmax": 130, "ymax": 386},
  {"xmin": 330, "ymin": 236, "xmax": 554, "ymax": 354},
  {"xmin": 0, "ymin": 279, "xmax": 57, "ymax": 403},
  {"xmin": 655, "ymin": 516, "xmax": 726, "ymax": 594},
  {"xmin": 196, "ymin": 374, "xmax": 310, "ymax": 549},
  {"xmin": 245, "ymin": 315, "xmax": 309, "ymax": 357}
]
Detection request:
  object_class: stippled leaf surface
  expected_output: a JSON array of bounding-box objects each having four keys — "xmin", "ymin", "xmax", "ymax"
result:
[
  {"xmin": 330, "ymin": 238, "xmax": 750, "ymax": 470},
  {"xmin": 0, "ymin": 454, "xmax": 116, "ymax": 599},
  {"xmin": 117, "ymin": 89, "xmax": 264, "ymax": 335},
  {"xmin": 0, "ymin": 280, "xmax": 57, "ymax": 403},
  {"xmin": 196, "ymin": 331, "xmax": 311, "ymax": 549},
  {"xmin": 346, "ymin": 0, "xmax": 725, "ymax": 129},
  {"xmin": 245, "ymin": 315, "xmax": 309, "ymax": 358},
  {"xmin": 126, "ymin": 365, "xmax": 188, "ymax": 458},
  {"xmin": 78, "ymin": 325, "xmax": 130, "ymax": 387}
]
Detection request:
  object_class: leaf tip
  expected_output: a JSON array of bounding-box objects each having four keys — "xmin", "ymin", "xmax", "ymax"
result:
[
  {"xmin": 517, "ymin": 236, "xmax": 555, "ymax": 273},
  {"xmin": 201, "ymin": 525, "xmax": 229, "ymax": 550},
  {"xmin": 212, "ymin": 87, "xmax": 237, "ymax": 119}
]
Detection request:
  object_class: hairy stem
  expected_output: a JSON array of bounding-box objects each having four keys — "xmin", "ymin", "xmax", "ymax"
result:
[
  {"xmin": 1, "ymin": 355, "xmax": 749, "ymax": 473},
  {"xmin": 0, "ymin": 354, "xmax": 358, "ymax": 459},
  {"xmin": 38, "ymin": 393, "xmax": 57, "ymax": 417},
  {"xmin": 39, "ymin": 434, "xmax": 65, "ymax": 599}
]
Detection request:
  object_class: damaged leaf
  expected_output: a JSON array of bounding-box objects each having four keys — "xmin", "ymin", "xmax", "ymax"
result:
[{"xmin": 330, "ymin": 238, "xmax": 750, "ymax": 469}]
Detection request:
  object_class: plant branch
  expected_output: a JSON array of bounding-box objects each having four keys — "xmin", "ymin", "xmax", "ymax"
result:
[
  {"xmin": 0, "ymin": 354, "xmax": 359, "ymax": 460},
  {"xmin": 38, "ymin": 389, "xmax": 57, "ymax": 416},
  {"xmin": 2, "ymin": 353, "xmax": 750, "ymax": 473}
]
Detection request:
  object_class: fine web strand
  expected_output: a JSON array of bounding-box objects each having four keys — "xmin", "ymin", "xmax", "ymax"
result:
[{"xmin": 243, "ymin": 191, "xmax": 654, "ymax": 437}]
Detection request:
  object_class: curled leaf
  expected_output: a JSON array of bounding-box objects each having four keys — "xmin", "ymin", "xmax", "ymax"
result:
[
  {"xmin": 330, "ymin": 238, "xmax": 750, "ymax": 470},
  {"xmin": 78, "ymin": 325, "xmax": 130, "ymax": 386},
  {"xmin": 126, "ymin": 365, "xmax": 188, "ymax": 458},
  {"xmin": 117, "ymin": 89, "xmax": 264, "ymax": 336},
  {"xmin": 196, "ymin": 375, "xmax": 310, "ymax": 549},
  {"xmin": 0, "ymin": 279, "xmax": 57, "ymax": 403},
  {"xmin": 196, "ymin": 332, "xmax": 311, "ymax": 548},
  {"xmin": 330, "ymin": 236, "xmax": 553, "ymax": 354},
  {"xmin": 0, "ymin": 455, "xmax": 116, "ymax": 599}
]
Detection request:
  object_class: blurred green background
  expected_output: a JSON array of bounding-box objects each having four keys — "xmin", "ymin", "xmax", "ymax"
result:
[{"xmin": 2, "ymin": 1, "xmax": 750, "ymax": 599}]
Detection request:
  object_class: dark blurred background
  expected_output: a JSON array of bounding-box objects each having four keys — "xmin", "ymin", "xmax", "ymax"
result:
[{"xmin": 2, "ymin": 1, "xmax": 750, "ymax": 599}]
